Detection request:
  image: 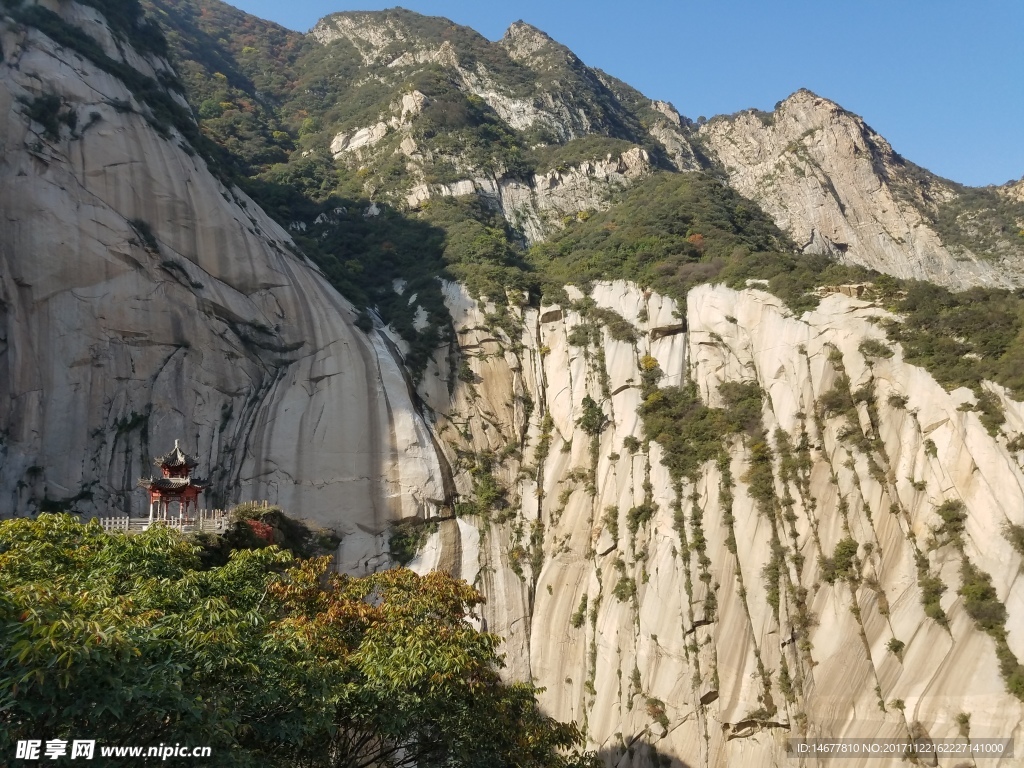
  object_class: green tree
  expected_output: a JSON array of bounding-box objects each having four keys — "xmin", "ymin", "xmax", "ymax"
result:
[
  {"xmin": 577, "ymin": 395, "xmax": 608, "ymax": 436},
  {"xmin": 0, "ymin": 515, "xmax": 594, "ymax": 767}
]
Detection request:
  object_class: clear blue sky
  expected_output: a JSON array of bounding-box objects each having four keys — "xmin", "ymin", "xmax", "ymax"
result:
[{"xmin": 226, "ymin": 0, "xmax": 1023, "ymax": 187}]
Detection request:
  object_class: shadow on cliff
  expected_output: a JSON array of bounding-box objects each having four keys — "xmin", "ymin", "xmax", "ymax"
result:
[
  {"xmin": 593, "ymin": 739, "xmax": 693, "ymax": 768},
  {"xmin": 244, "ymin": 174, "xmax": 539, "ymax": 374}
]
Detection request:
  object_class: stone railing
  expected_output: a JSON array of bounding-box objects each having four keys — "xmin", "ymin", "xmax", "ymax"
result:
[{"xmin": 91, "ymin": 509, "xmax": 229, "ymax": 534}]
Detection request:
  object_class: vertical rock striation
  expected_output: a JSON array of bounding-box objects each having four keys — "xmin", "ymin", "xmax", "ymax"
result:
[{"xmin": 417, "ymin": 278, "xmax": 1024, "ymax": 766}]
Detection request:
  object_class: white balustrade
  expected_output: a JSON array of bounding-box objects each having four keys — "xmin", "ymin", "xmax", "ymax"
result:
[{"xmin": 89, "ymin": 508, "xmax": 231, "ymax": 535}]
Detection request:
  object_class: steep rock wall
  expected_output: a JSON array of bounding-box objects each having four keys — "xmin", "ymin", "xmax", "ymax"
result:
[
  {"xmin": 0, "ymin": 5, "xmax": 446, "ymax": 563},
  {"xmin": 416, "ymin": 279, "xmax": 1024, "ymax": 766}
]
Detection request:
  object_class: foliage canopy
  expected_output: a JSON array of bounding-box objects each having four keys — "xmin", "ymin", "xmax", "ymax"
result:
[{"xmin": 0, "ymin": 515, "xmax": 595, "ymax": 768}]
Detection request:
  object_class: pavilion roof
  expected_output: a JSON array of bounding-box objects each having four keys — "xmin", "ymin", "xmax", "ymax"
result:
[{"xmin": 153, "ymin": 439, "xmax": 199, "ymax": 469}]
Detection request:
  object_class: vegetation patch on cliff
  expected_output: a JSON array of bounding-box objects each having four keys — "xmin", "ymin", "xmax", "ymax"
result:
[
  {"xmin": 639, "ymin": 375, "xmax": 763, "ymax": 482},
  {"xmin": 958, "ymin": 556, "xmax": 1024, "ymax": 700}
]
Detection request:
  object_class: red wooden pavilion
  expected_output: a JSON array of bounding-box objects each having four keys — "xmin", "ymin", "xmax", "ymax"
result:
[{"xmin": 137, "ymin": 440, "xmax": 209, "ymax": 524}]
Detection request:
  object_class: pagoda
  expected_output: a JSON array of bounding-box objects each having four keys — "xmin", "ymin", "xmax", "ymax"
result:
[{"xmin": 138, "ymin": 440, "xmax": 210, "ymax": 524}]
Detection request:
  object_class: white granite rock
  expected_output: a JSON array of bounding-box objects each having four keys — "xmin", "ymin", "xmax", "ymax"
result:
[
  {"xmin": 418, "ymin": 279, "xmax": 1024, "ymax": 766},
  {"xmin": 0, "ymin": 7, "xmax": 446, "ymax": 539}
]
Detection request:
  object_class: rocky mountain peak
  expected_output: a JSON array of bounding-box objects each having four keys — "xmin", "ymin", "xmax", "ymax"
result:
[
  {"xmin": 781, "ymin": 86, "xmax": 831, "ymax": 107},
  {"xmin": 499, "ymin": 19, "xmax": 561, "ymax": 62},
  {"xmin": 1003, "ymin": 176, "xmax": 1024, "ymax": 203},
  {"xmin": 310, "ymin": 9, "xmax": 486, "ymax": 66},
  {"xmin": 650, "ymin": 99, "xmax": 682, "ymax": 126},
  {"xmin": 698, "ymin": 87, "xmax": 1024, "ymax": 287},
  {"xmin": 311, "ymin": 10, "xmax": 411, "ymax": 60},
  {"xmin": 777, "ymin": 88, "xmax": 891, "ymax": 147}
]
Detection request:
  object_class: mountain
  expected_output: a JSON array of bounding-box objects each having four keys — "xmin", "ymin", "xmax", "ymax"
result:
[
  {"xmin": 700, "ymin": 89, "xmax": 1024, "ymax": 288},
  {"xmin": 138, "ymin": 2, "xmax": 1024, "ymax": 293},
  {"xmin": 3, "ymin": 0, "xmax": 1024, "ymax": 765}
]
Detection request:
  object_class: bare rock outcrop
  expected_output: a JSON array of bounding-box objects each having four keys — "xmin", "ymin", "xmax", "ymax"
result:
[
  {"xmin": 406, "ymin": 147, "xmax": 653, "ymax": 242},
  {"xmin": 700, "ymin": 89, "xmax": 1024, "ymax": 289},
  {"xmin": 1001, "ymin": 176, "xmax": 1024, "ymax": 204},
  {"xmin": 310, "ymin": 12, "xmax": 410, "ymax": 62}
]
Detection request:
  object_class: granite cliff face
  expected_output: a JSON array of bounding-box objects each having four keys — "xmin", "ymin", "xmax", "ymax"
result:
[
  {"xmin": 0, "ymin": 2, "xmax": 446, "ymax": 566},
  {"xmin": 403, "ymin": 146, "xmax": 655, "ymax": 243},
  {"xmin": 4, "ymin": 2, "xmax": 1024, "ymax": 766},
  {"xmin": 411, "ymin": 279, "xmax": 1024, "ymax": 765}
]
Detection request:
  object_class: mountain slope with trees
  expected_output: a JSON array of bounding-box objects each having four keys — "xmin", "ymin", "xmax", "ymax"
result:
[{"xmin": 135, "ymin": 0, "xmax": 1024, "ymax": 386}]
